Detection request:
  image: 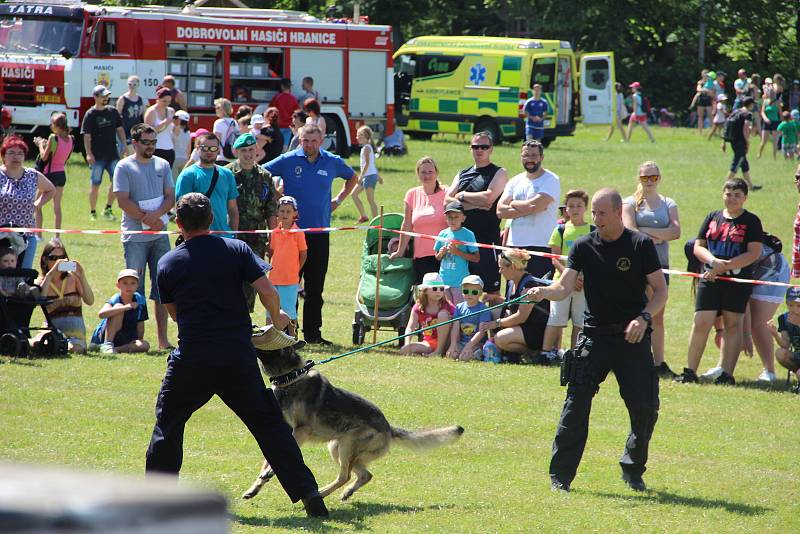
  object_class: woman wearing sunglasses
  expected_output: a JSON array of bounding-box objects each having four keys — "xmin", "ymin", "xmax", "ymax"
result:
[
  {"xmin": 35, "ymin": 238, "xmax": 94, "ymax": 354},
  {"xmin": 622, "ymin": 161, "xmax": 681, "ymax": 378},
  {"xmin": 116, "ymin": 75, "xmax": 144, "ymax": 146}
]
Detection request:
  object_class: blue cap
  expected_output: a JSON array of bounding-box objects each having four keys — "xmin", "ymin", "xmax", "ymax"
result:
[{"xmin": 787, "ymin": 286, "xmax": 800, "ymax": 302}]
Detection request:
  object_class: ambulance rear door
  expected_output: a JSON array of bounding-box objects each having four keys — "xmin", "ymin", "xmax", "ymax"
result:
[{"xmin": 579, "ymin": 52, "xmax": 614, "ymax": 124}]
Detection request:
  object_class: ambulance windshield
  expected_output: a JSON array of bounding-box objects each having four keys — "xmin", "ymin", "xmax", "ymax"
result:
[{"xmin": 0, "ymin": 16, "xmax": 82, "ymax": 56}]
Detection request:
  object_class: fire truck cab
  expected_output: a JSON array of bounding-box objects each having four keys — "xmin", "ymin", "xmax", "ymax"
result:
[{"xmin": 0, "ymin": 0, "xmax": 395, "ymax": 155}]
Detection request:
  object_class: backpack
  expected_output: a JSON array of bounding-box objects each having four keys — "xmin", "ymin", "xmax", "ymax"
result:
[
  {"xmin": 723, "ymin": 109, "xmax": 747, "ymax": 142},
  {"xmin": 556, "ymin": 223, "xmax": 596, "ymax": 248},
  {"xmin": 762, "ymin": 232, "xmax": 782, "ymax": 254},
  {"xmin": 220, "ymin": 118, "xmax": 239, "ymax": 159}
]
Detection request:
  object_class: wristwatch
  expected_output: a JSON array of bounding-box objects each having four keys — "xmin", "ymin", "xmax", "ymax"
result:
[
  {"xmin": 458, "ymin": 192, "xmax": 465, "ymax": 202},
  {"xmin": 640, "ymin": 311, "xmax": 652, "ymax": 328}
]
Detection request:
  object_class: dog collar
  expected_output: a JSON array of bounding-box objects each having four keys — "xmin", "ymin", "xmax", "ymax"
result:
[{"xmin": 270, "ymin": 360, "xmax": 315, "ymax": 387}]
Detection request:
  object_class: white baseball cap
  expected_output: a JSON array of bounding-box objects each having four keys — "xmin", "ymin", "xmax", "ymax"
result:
[
  {"xmin": 92, "ymin": 85, "xmax": 111, "ymax": 97},
  {"xmin": 461, "ymin": 274, "xmax": 484, "ymax": 288},
  {"xmin": 175, "ymin": 110, "xmax": 190, "ymax": 121},
  {"xmin": 250, "ymin": 114, "xmax": 265, "ymax": 125}
]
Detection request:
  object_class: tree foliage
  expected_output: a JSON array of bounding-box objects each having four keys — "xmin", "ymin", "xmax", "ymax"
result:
[{"xmin": 111, "ymin": 0, "xmax": 800, "ymax": 115}]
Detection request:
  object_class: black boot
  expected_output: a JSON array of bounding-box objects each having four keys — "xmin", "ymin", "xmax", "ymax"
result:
[{"xmin": 302, "ymin": 494, "xmax": 329, "ymax": 518}]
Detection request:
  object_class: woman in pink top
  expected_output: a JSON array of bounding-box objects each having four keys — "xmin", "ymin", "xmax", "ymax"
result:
[
  {"xmin": 33, "ymin": 112, "xmax": 73, "ymax": 230},
  {"xmin": 390, "ymin": 155, "xmax": 448, "ymax": 283}
]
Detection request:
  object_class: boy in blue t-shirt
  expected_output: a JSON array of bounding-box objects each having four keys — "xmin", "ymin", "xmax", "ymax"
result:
[
  {"xmin": 769, "ymin": 286, "xmax": 800, "ymax": 393},
  {"xmin": 434, "ymin": 201, "xmax": 480, "ymax": 304},
  {"xmin": 447, "ymin": 274, "xmax": 493, "ymax": 361},
  {"xmin": 523, "ymin": 84, "xmax": 551, "ymax": 141},
  {"xmin": 90, "ymin": 269, "xmax": 150, "ymax": 354}
]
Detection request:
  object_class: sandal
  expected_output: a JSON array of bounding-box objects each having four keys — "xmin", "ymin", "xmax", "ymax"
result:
[{"xmin": 356, "ymin": 216, "xmax": 369, "ymax": 224}]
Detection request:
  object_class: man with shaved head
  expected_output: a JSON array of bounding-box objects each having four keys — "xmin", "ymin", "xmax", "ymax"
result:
[{"xmin": 529, "ymin": 187, "xmax": 667, "ymax": 493}]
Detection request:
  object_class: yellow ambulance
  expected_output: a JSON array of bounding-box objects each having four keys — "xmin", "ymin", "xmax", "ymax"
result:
[{"xmin": 393, "ymin": 36, "xmax": 614, "ymax": 145}]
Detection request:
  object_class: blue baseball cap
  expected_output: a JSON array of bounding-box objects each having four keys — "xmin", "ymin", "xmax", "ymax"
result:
[{"xmin": 786, "ymin": 286, "xmax": 800, "ymax": 302}]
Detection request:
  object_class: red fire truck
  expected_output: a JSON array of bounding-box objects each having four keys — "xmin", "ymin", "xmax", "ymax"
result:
[{"xmin": 0, "ymin": 0, "xmax": 394, "ymax": 155}]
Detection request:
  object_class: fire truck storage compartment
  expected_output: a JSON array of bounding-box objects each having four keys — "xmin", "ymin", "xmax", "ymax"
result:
[
  {"xmin": 168, "ymin": 44, "xmax": 222, "ymax": 109},
  {"xmin": 348, "ymin": 51, "xmax": 387, "ymax": 118},
  {"xmin": 229, "ymin": 47, "xmax": 283, "ymax": 105},
  {"xmin": 289, "ymin": 49, "xmax": 343, "ymax": 103}
]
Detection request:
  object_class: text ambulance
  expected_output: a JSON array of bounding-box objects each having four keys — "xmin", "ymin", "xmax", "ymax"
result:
[
  {"xmin": 393, "ymin": 36, "xmax": 614, "ymax": 145},
  {"xmin": 0, "ymin": 0, "xmax": 394, "ymax": 155}
]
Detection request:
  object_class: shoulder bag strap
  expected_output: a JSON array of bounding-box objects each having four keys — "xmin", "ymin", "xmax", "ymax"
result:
[{"xmin": 204, "ymin": 166, "xmax": 220, "ymax": 198}]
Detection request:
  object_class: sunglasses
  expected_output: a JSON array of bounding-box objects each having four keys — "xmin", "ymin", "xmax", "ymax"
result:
[
  {"xmin": 471, "ymin": 144, "xmax": 491, "ymax": 151},
  {"xmin": 198, "ymin": 145, "xmax": 220, "ymax": 152},
  {"xmin": 462, "ymin": 289, "xmax": 481, "ymax": 295},
  {"xmin": 426, "ymin": 286, "xmax": 445, "ymax": 292},
  {"xmin": 135, "ymin": 139, "xmax": 156, "ymax": 146},
  {"xmin": 48, "ymin": 254, "xmax": 67, "ymax": 261},
  {"xmin": 639, "ymin": 175, "xmax": 659, "ymax": 183}
]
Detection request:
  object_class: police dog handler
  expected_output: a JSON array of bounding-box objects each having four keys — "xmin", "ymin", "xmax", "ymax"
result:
[
  {"xmin": 145, "ymin": 193, "xmax": 328, "ymax": 518},
  {"xmin": 528, "ymin": 188, "xmax": 667, "ymax": 493}
]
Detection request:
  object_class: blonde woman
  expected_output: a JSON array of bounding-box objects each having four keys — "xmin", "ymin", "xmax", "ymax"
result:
[
  {"xmin": 351, "ymin": 125, "xmax": 381, "ymax": 222},
  {"xmin": 622, "ymin": 161, "xmax": 680, "ymax": 378},
  {"xmin": 213, "ymin": 97, "xmax": 238, "ymax": 162}
]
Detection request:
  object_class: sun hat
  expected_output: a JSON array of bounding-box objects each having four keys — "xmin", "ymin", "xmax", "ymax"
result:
[
  {"xmin": 252, "ymin": 324, "xmax": 301, "ymax": 350},
  {"xmin": 232, "ymin": 132, "xmax": 256, "ymax": 149},
  {"xmin": 462, "ymin": 274, "xmax": 484, "ymax": 288},
  {"xmin": 175, "ymin": 110, "xmax": 190, "ymax": 121},
  {"xmin": 190, "ymin": 128, "xmax": 210, "ymax": 139},
  {"xmin": 419, "ymin": 272, "xmax": 447, "ymax": 288},
  {"xmin": 92, "ymin": 85, "xmax": 110, "ymax": 97},
  {"xmin": 250, "ymin": 113, "xmax": 265, "ymax": 125},
  {"xmin": 786, "ymin": 286, "xmax": 800, "ymax": 303},
  {"xmin": 278, "ymin": 195, "xmax": 298, "ymax": 209},
  {"xmin": 117, "ymin": 268, "xmax": 139, "ymax": 281}
]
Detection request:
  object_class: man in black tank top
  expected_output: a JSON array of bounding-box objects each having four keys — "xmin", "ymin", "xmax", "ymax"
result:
[
  {"xmin": 445, "ymin": 131, "xmax": 508, "ymax": 293},
  {"xmin": 528, "ymin": 188, "xmax": 667, "ymax": 493}
]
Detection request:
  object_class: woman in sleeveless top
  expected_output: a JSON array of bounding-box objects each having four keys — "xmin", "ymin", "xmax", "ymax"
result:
[
  {"xmin": 35, "ymin": 238, "xmax": 94, "ymax": 353},
  {"xmin": 34, "ymin": 112, "xmax": 73, "ymax": 230},
  {"xmin": 622, "ymin": 161, "xmax": 681, "ymax": 378},
  {"xmin": 116, "ymin": 75, "xmax": 145, "ymax": 144},
  {"xmin": 0, "ymin": 135, "xmax": 55, "ymax": 269},
  {"xmin": 144, "ymin": 87, "xmax": 175, "ymax": 166},
  {"xmin": 445, "ymin": 132, "xmax": 508, "ymax": 294}
]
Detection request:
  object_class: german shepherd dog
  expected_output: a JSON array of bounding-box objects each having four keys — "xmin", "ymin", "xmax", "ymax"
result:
[{"xmin": 243, "ymin": 346, "xmax": 464, "ymax": 501}]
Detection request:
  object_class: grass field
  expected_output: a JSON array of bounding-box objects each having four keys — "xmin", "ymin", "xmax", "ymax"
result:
[{"xmin": 1, "ymin": 125, "xmax": 798, "ymax": 532}]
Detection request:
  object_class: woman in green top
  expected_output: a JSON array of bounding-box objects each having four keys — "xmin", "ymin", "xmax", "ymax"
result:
[{"xmin": 759, "ymin": 97, "xmax": 781, "ymax": 159}]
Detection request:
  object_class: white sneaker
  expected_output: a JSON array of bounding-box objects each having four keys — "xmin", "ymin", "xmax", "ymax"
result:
[
  {"xmin": 757, "ymin": 369, "xmax": 777, "ymax": 382},
  {"xmin": 700, "ymin": 366, "xmax": 724, "ymax": 380},
  {"xmin": 99, "ymin": 341, "xmax": 115, "ymax": 354}
]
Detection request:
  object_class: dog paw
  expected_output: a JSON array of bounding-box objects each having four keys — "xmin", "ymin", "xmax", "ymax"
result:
[
  {"xmin": 242, "ymin": 489, "xmax": 258, "ymax": 500},
  {"xmin": 340, "ymin": 492, "xmax": 352, "ymax": 502}
]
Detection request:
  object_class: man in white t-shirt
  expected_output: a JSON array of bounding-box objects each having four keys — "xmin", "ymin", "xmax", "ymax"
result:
[{"xmin": 497, "ymin": 140, "xmax": 561, "ymax": 277}]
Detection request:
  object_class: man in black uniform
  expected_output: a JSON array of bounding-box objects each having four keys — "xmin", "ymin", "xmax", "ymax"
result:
[
  {"xmin": 528, "ymin": 188, "xmax": 667, "ymax": 492},
  {"xmin": 145, "ymin": 193, "xmax": 328, "ymax": 517}
]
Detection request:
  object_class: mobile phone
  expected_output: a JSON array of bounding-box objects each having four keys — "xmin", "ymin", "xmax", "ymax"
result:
[{"xmin": 58, "ymin": 261, "xmax": 76, "ymax": 272}]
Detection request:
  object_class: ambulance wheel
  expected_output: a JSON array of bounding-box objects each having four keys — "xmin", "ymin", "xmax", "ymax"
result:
[
  {"xmin": 409, "ymin": 131, "xmax": 433, "ymax": 140},
  {"xmin": 474, "ymin": 118, "xmax": 502, "ymax": 146},
  {"xmin": 0, "ymin": 332, "xmax": 22, "ymax": 358}
]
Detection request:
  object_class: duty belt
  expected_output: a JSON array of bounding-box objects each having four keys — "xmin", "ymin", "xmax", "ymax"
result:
[{"xmin": 582, "ymin": 322, "xmax": 629, "ymax": 336}]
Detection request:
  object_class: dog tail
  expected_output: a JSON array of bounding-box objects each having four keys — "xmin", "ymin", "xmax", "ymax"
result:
[{"xmin": 390, "ymin": 425, "xmax": 464, "ymax": 451}]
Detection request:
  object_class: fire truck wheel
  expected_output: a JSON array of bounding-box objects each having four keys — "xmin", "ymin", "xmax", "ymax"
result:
[{"xmin": 323, "ymin": 114, "xmax": 351, "ymax": 158}]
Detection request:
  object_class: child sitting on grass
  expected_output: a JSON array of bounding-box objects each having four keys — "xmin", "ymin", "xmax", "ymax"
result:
[
  {"xmin": 400, "ymin": 273, "xmax": 454, "ymax": 357},
  {"xmin": 768, "ymin": 286, "xmax": 800, "ymax": 393},
  {"xmin": 447, "ymin": 274, "xmax": 492, "ymax": 361},
  {"xmin": 89, "ymin": 269, "xmax": 150, "ymax": 354},
  {"xmin": 434, "ymin": 201, "xmax": 480, "ymax": 304},
  {"xmin": 268, "ymin": 196, "xmax": 307, "ymax": 336}
]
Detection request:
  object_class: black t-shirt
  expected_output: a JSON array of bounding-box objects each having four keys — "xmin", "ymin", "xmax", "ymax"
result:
[
  {"xmin": 258, "ymin": 125, "xmax": 284, "ymax": 165},
  {"xmin": 80, "ymin": 106, "xmax": 122, "ymax": 161},
  {"xmin": 157, "ymin": 235, "xmax": 269, "ymax": 366},
  {"xmin": 503, "ymin": 272, "xmax": 547, "ymax": 327},
  {"xmin": 730, "ymin": 110, "xmax": 752, "ymax": 145},
  {"xmin": 456, "ymin": 163, "xmax": 502, "ymax": 244},
  {"xmin": 567, "ymin": 228, "xmax": 661, "ymax": 327},
  {"xmin": 696, "ymin": 209, "xmax": 763, "ymax": 278}
]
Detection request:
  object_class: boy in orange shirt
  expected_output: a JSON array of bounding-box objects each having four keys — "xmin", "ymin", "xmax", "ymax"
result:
[{"xmin": 269, "ymin": 196, "xmax": 307, "ymax": 334}]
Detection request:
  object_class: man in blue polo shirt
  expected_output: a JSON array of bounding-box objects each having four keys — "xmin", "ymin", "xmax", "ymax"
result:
[
  {"xmin": 523, "ymin": 83, "xmax": 551, "ymax": 141},
  {"xmin": 263, "ymin": 124, "xmax": 357, "ymax": 344}
]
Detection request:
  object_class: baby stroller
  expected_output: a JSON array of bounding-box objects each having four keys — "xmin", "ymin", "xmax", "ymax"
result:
[
  {"xmin": 352, "ymin": 213, "xmax": 415, "ymax": 346},
  {"xmin": 0, "ymin": 267, "xmax": 69, "ymax": 358}
]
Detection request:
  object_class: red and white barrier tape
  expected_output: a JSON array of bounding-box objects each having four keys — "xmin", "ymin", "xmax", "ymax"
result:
[{"xmin": 3, "ymin": 225, "xmax": 797, "ymax": 288}]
